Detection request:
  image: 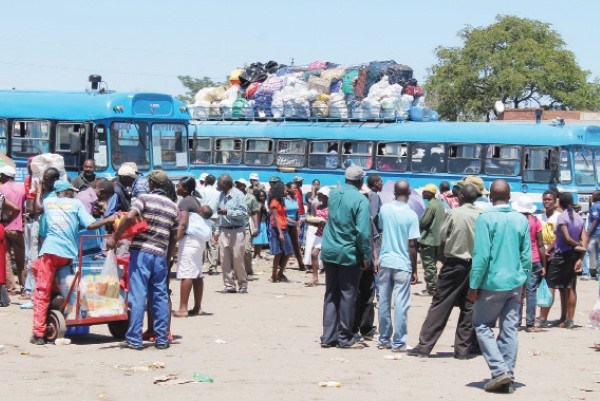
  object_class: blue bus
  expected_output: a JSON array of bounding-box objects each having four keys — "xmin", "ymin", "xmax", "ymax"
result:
[
  {"xmin": 187, "ymin": 119, "xmax": 600, "ymax": 208},
  {"xmin": 0, "ymin": 85, "xmax": 190, "ymax": 181}
]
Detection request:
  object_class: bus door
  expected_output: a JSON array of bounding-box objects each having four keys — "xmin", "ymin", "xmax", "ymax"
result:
[{"xmin": 55, "ymin": 121, "xmax": 92, "ymax": 171}]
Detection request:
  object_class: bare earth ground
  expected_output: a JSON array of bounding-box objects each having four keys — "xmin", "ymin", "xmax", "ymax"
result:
[{"xmin": 1, "ymin": 257, "xmax": 599, "ymax": 401}]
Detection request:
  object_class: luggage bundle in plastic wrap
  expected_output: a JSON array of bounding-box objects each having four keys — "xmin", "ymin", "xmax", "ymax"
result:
[{"xmin": 188, "ymin": 59, "xmax": 437, "ymax": 121}]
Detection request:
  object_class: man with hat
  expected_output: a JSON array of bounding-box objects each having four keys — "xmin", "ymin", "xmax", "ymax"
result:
[
  {"xmin": 320, "ymin": 165, "xmax": 372, "ymax": 349},
  {"xmin": 107, "ymin": 170, "xmax": 179, "ymax": 350},
  {"xmin": 248, "ymin": 173, "xmax": 265, "ymax": 195},
  {"xmin": 418, "ymin": 184, "xmax": 446, "ymax": 296},
  {"xmin": 104, "ymin": 164, "xmax": 138, "ymax": 216},
  {"xmin": 235, "ymin": 178, "xmax": 259, "ymax": 278},
  {"xmin": 462, "ymin": 175, "xmax": 491, "ymax": 210},
  {"xmin": 126, "ymin": 162, "xmax": 150, "ymax": 200},
  {"xmin": 199, "ymin": 173, "xmax": 208, "ymax": 188},
  {"xmin": 31, "ymin": 180, "xmax": 114, "ymax": 344},
  {"xmin": 0, "ymin": 165, "xmax": 26, "ymax": 293}
]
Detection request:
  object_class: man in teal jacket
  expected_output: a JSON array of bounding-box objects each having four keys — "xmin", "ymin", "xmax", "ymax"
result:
[
  {"xmin": 320, "ymin": 165, "xmax": 373, "ymax": 349},
  {"xmin": 468, "ymin": 179, "xmax": 531, "ymax": 393}
]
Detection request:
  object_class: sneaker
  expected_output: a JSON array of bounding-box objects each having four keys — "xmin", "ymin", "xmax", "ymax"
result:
[
  {"xmin": 362, "ymin": 329, "xmax": 377, "ymax": 341},
  {"xmin": 377, "ymin": 343, "xmax": 391, "ymax": 350},
  {"xmin": 484, "ymin": 372, "xmax": 512, "ymax": 392},
  {"xmin": 407, "ymin": 348, "xmax": 430, "ymax": 358},
  {"xmin": 119, "ymin": 341, "xmax": 143, "ymax": 350},
  {"xmin": 220, "ymin": 288, "xmax": 237, "ymax": 294},
  {"xmin": 415, "ymin": 289, "xmax": 434, "ymax": 297},
  {"xmin": 238, "ymin": 288, "xmax": 248, "ymax": 294},
  {"xmin": 155, "ymin": 343, "xmax": 170, "ymax": 350},
  {"xmin": 20, "ymin": 301, "xmax": 34, "ymax": 309},
  {"xmin": 581, "ymin": 275, "xmax": 591, "ymax": 281},
  {"xmin": 391, "ymin": 347, "xmax": 407, "ymax": 353},
  {"xmin": 30, "ymin": 335, "xmax": 45, "ymax": 345}
]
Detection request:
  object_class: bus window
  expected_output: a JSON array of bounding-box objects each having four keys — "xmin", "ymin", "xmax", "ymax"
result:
[
  {"xmin": 11, "ymin": 120, "xmax": 50, "ymax": 158},
  {"xmin": 573, "ymin": 146, "xmax": 595, "ymax": 185},
  {"xmin": 0, "ymin": 119, "xmax": 7, "ymax": 154},
  {"xmin": 110, "ymin": 122, "xmax": 150, "ymax": 171},
  {"xmin": 308, "ymin": 141, "xmax": 339, "ymax": 169},
  {"xmin": 56, "ymin": 123, "xmax": 87, "ymax": 169},
  {"xmin": 411, "ymin": 142, "xmax": 446, "ymax": 173},
  {"xmin": 485, "ymin": 145, "xmax": 520, "ymax": 176},
  {"xmin": 190, "ymin": 137, "xmax": 212, "ymax": 165},
  {"xmin": 94, "ymin": 124, "xmax": 108, "ymax": 171},
  {"xmin": 448, "ymin": 144, "xmax": 481, "ymax": 174},
  {"xmin": 341, "ymin": 141, "xmax": 373, "ymax": 170},
  {"xmin": 277, "ymin": 140, "xmax": 306, "ymax": 168},
  {"xmin": 559, "ymin": 148, "xmax": 572, "ymax": 184},
  {"xmin": 376, "ymin": 142, "xmax": 409, "ymax": 172},
  {"xmin": 245, "ymin": 139, "xmax": 274, "ymax": 166},
  {"xmin": 152, "ymin": 123, "xmax": 188, "ymax": 170},
  {"xmin": 523, "ymin": 147, "xmax": 554, "ymax": 183},
  {"xmin": 214, "ymin": 138, "xmax": 242, "ymax": 164}
]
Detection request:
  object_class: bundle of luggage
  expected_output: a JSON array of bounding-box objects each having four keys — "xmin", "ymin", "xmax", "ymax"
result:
[{"xmin": 188, "ymin": 60, "xmax": 437, "ymax": 122}]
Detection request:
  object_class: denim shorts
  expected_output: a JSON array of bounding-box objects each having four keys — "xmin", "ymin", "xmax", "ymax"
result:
[{"xmin": 268, "ymin": 226, "xmax": 294, "ymax": 255}]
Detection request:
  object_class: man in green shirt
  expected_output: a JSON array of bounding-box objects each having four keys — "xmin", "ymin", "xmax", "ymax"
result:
[
  {"xmin": 320, "ymin": 165, "xmax": 373, "ymax": 349},
  {"xmin": 408, "ymin": 184, "xmax": 481, "ymax": 359},
  {"xmin": 468, "ymin": 179, "xmax": 531, "ymax": 393},
  {"xmin": 418, "ymin": 184, "xmax": 446, "ymax": 295},
  {"xmin": 235, "ymin": 179, "xmax": 259, "ymax": 278}
]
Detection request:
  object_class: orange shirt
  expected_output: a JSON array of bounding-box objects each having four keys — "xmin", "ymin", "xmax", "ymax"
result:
[{"xmin": 269, "ymin": 198, "xmax": 287, "ymax": 228}]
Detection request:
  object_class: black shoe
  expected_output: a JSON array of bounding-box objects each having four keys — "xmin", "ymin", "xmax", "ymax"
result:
[
  {"xmin": 453, "ymin": 353, "xmax": 469, "ymax": 360},
  {"xmin": 119, "ymin": 341, "xmax": 143, "ymax": 350},
  {"xmin": 407, "ymin": 348, "xmax": 430, "ymax": 358},
  {"xmin": 220, "ymin": 288, "xmax": 237, "ymax": 294},
  {"xmin": 320, "ymin": 342, "xmax": 338, "ymax": 348},
  {"xmin": 30, "ymin": 335, "xmax": 45, "ymax": 345},
  {"xmin": 497, "ymin": 383, "xmax": 515, "ymax": 394},
  {"xmin": 484, "ymin": 372, "xmax": 512, "ymax": 392},
  {"xmin": 298, "ymin": 265, "xmax": 306, "ymax": 271},
  {"xmin": 155, "ymin": 343, "xmax": 170, "ymax": 350}
]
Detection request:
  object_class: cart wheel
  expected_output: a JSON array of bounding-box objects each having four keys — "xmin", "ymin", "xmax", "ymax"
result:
[
  {"xmin": 46, "ymin": 310, "xmax": 67, "ymax": 342},
  {"xmin": 108, "ymin": 318, "xmax": 129, "ymax": 339}
]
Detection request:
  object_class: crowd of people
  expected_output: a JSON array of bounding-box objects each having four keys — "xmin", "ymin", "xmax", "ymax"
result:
[{"xmin": 0, "ymin": 157, "xmax": 599, "ymax": 393}]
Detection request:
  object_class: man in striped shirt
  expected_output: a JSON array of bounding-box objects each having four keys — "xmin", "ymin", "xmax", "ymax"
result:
[{"xmin": 107, "ymin": 170, "xmax": 178, "ymax": 350}]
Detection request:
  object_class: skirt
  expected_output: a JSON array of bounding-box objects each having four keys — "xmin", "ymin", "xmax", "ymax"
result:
[
  {"xmin": 176, "ymin": 235, "xmax": 206, "ymax": 279},
  {"xmin": 546, "ymin": 249, "xmax": 579, "ymax": 289},
  {"xmin": 253, "ymin": 222, "xmax": 269, "ymax": 246},
  {"xmin": 303, "ymin": 225, "xmax": 317, "ymax": 266},
  {"xmin": 268, "ymin": 226, "xmax": 294, "ymax": 255}
]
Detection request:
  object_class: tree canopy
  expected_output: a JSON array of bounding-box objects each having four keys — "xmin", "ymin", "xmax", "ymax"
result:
[
  {"xmin": 176, "ymin": 75, "xmax": 221, "ymax": 104},
  {"xmin": 425, "ymin": 15, "xmax": 600, "ymax": 121}
]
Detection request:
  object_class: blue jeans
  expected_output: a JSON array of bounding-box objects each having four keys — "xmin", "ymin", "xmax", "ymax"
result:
[
  {"xmin": 126, "ymin": 251, "xmax": 170, "ymax": 347},
  {"xmin": 584, "ymin": 235, "xmax": 600, "ymax": 277},
  {"xmin": 377, "ymin": 267, "xmax": 412, "ymax": 350},
  {"xmin": 473, "ymin": 287, "xmax": 522, "ymax": 379},
  {"xmin": 524, "ymin": 262, "xmax": 543, "ymax": 327}
]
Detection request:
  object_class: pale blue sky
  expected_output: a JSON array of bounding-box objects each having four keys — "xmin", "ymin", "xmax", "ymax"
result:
[{"xmin": 1, "ymin": 0, "xmax": 597, "ymax": 97}]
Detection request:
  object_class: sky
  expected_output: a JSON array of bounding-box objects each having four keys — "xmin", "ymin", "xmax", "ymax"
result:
[{"xmin": 0, "ymin": 0, "xmax": 598, "ymax": 98}]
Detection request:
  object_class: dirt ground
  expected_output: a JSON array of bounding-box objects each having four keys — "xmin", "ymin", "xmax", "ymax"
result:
[{"xmin": 1, "ymin": 257, "xmax": 599, "ymax": 401}]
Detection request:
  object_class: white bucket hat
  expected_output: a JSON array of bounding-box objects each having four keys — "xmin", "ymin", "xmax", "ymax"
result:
[{"xmin": 512, "ymin": 196, "xmax": 536, "ymax": 214}]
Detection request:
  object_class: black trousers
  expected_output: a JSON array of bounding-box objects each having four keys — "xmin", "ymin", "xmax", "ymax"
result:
[
  {"xmin": 414, "ymin": 257, "xmax": 474, "ymax": 356},
  {"xmin": 353, "ymin": 268, "xmax": 376, "ymax": 336},
  {"xmin": 321, "ymin": 262, "xmax": 362, "ymax": 347}
]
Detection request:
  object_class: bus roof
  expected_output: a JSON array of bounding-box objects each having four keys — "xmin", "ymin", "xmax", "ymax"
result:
[
  {"xmin": 0, "ymin": 90, "xmax": 190, "ymax": 121},
  {"xmin": 190, "ymin": 120, "xmax": 600, "ymax": 146}
]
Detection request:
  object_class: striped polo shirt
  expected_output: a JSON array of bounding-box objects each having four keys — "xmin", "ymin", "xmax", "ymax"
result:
[{"xmin": 130, "ymin": 192, "xmax": 179, "ymax": 256}]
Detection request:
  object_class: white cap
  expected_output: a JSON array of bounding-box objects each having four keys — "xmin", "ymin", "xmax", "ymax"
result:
[
  {"xmin": 199, "ymin": 173, "xmax": 208, "ymax": 181},
  {"xmin": 512, "ymin": 196, "xmax": 537, "ymax": 214},
  {"xmin": 317, "ymin": 186, "xmax": 330, "ymax": 197},
  {"xmin": 249, "ymin": 173, "xmax": 259, "ymax": 181},
  {"xmin": 235, "ymin": 178, "xmax": 248, "ymax": 186},
  {"xmin": 0, "ymin": 165, "xmax": 16, "ymax": 177},
  {"xmin": 117, "ymin": 165, "xmax": 138, "ymax": 179}
]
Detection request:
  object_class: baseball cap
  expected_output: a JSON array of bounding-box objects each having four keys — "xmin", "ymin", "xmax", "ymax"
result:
[
  {"xmin": 117, "ymin": 165, "xmax": 138, "ymax": 179},
  {"xmin": 199, "ymin": 173, "xmax": 208, "ymax": 181},
  {"xmin": 269, "ymin": 176, "xmax": 282, "ymax": 183},
  {"xmin": 0, "ymin": 165, "xmax": 16, "ymax": 178},
  {"xmin": 344, "ymin": 165, "xmax": 365, "ymax": 181},
  {"xmin": 147, "ymin": 170, "xmax": 170, "ymax": 186},
  {"xmin": 317, "ymin": 186, "xmax": 330, "ymax": 197},
  {"xmin": 420, "ymin": 184, "xmax": 438, "ymax": 195},
  {"xmin": 293, "ymin": 176, "xmax": 304, "ymax": 182},
  {"xmin": 235, "ymin": 178, "xmax": 248, "ymax": 186},
  {"xmin": 249, "ymin": 173, "xmax": 259, "ymax": 181},
  {"xmin": 462, "ymin": 175, "xmax": 489, "ymax": 195},
  {"xmin": 121, "ymin": 162, "xmax": 140, "ymax": 174},
  {"xmin": 54, "ymin": 180, "xmax": 78, "ymax": 193}
]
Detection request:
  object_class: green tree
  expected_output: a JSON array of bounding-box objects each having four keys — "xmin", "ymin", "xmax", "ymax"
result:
[
  {"xmin": 176, "ymin": 75, "xmax": 221, "ymax": 104},
  {"xmin": 425, "ymin": 15, "xmax": 600, "ymax": 121}
]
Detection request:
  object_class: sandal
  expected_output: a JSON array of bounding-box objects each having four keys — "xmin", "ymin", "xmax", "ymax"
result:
[
  {"xmin": 172, "ymin": 310, "xmax": 189, "ymax": 318},
  {"xmin": 278, "ymin": 273, "xmax": 289, "ymax": 283},
  {"xmin": 188, "ymin": 310, "xmax": 213, "ymax": 316},
  {"xmin": 304, "ymin": 281, "xmax": 319, "ymax": 287},
  {"xmin": 559, "ymin": 320, "xmax": 574, "ymax": 329}
]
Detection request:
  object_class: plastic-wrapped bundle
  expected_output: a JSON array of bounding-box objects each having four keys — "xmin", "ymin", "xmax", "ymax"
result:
[
  {"xmin": 367, "ymin": 76, "xmax": 391, "ymax": 100},
  {"xmin": 284, "ymin": 99, "xmax": 311, "ymax": 118},
  {"xmin": 220, "ymin": 97, "xmax": 235, "ymax": 118},
  {"xmin": 330, "ymin": 79, "xmax": 343, "ymax": 93},
  {"xmin": 312, "ymin": 101, "xmax": 329, "ymax": 118},
  {"xmin": 31, "ymin": 154, "xmax": 67, "ymax": 181},
  {"xmin": 380, "ymin": 97, "xmax": 399, "ymax": 119},
  {"xmin": 205, "ymin": 86, "xmax": 227, "ymax": 102},
  {"xmin": 254, "ymin": 92, "xmax": 274, "ymax": 118},
  {"xmin": 239, "ymin": 62, "xmax": 268, "ymax": 88},
  {"xmin": 308, "ymin": 76, "xmax": 332, "ymax": 95},
  {"xmin": 275, "ymin": 66, "xmax": 294, "ymax": 76},
  {"xmin": 256, "ymin": 75, "xmax": 286, "ymax": 95},
  {"xmin": 409, "ymin": 105, "xmax": 432, "ymax": 122},
  {"xmin": 209, "ymin": 102, "xmax": 223, "ymax": 119},
  {"xmin": 365, "ymin": 60, "xmax": 398, "ymax": 95},
  {"xmin": 190, "ymin": 102, "xmax": 210, "ymax": 120},
  {"xmin": 232, "ymin": 98, "xmax": 248, "ymax": 119},
  {"xmin": 308, "ymin": 61, "xmax": 328, "ymax": 71},
  {"xmin": 328, "ymin": 93, "xmax": 349, "ymax": 119},
  {"xmin": 320, "ymin": 68, "xmax": 346, "ymax": 81},
  {"xmin": 342, "ymin": 69, "xmax": 360, "ymax": 95},
  {"xmin": 358, "ymin": 98, "xmax": 380, "ymax": 119},
  {"xmin": 271, "ymin": 75, "xmax": 317, "ymax": 118},
  {"xmin": 387, "ymin": 64, "xmax": 413, "ymax": 85}
]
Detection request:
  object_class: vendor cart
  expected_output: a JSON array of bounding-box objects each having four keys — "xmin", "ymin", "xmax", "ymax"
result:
[{"xmin": 46, "ymin": 234, "xmax": 130, "ymax": 342}]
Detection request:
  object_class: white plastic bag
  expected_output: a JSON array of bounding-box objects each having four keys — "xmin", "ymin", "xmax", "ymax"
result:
[
  {"xmin": 186, "ymin": 213, "xmax": 213, "ymax": 241},
  {"xmin": 328, "ymin": 93, "xmax": 349, "ymax": 119},
  {"xmin": 30, "ymin": 154, "xmax": 67, "ymax": 181},
  {"xmin": 98, "ymin": 251, "xmax": 120, "ymax": 299},
  {"xmin": 589, "ymin": 298, "xmax": 600, "ymax": 328}
]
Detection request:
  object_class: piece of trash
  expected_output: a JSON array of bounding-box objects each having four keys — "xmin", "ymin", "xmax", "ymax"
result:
[
  {"xmin": 0, "ymin": 345, "xmax": 6, "ymax": 354},
  {"xmin": 98, "ymin": 393, "xmax": 106, "ymax": 399},
  {"xmin": 318, "ymin": 381, "xmax": 342, "ymax": 387},
  {"xmin": 383, "ymin": 354, "xmax": 402, "ymax": 360},
  {"xmin": 193, "ymin": 373, "xmax": 214, "ymax": 383},
  {"xmin": 55, "ymin": 338, "xmax": 72, "ymax": 346},
  {"xmin": 579, "ymin": 389, "xmax": 594, "ymax": 392},
  {"xmin": 528, "ymin": 350, "xmax": 542, "ymax": 357},
  {"xmin": 20, "ymin": 351, "xmax": 30, "ymax": 356},
  {"xmin": 130, "ymin": 366, "xmax": 150, "ymax": 372},
  {"xmin": 154, "ymin": 373, "xmax": 178, "ymax": 384},
  {"xmin": 214, "ymin": 339, "xmax": 227, "ymax": 344},
  {"xmin": 330, "ymin": 357, "xmax": 349, "ymax": 363},
  {"xmin": 148, "ymin": 361, "xmax": 166, "ymax": 370}
]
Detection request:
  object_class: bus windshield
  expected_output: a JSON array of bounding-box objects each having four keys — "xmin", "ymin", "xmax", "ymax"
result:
[
  {"xmin": 152, "ymin": 123, "xmax": 188, "ymax": 170},
  {"xmin": 110, "ymin": 122, "xmax": 150, "ymax": 171},
  {"xmin": 573, "ymin": 146, "xmax": 595, "ymax": 186}
]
